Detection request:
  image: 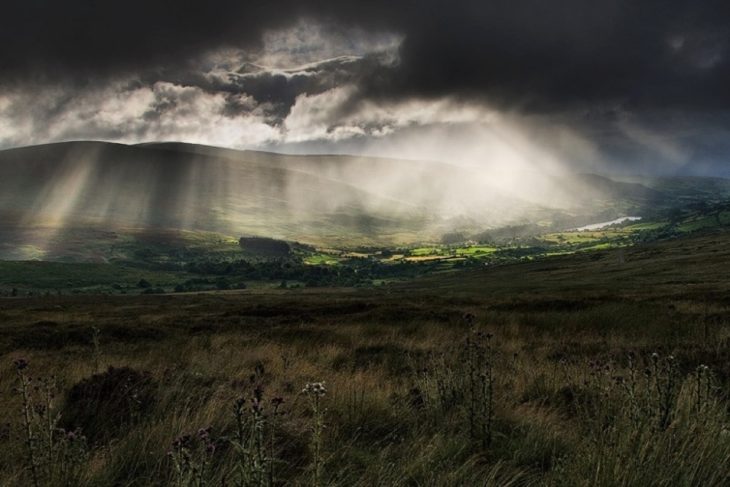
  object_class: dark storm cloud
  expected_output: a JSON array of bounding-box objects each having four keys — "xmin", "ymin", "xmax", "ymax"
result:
[
  {"xmin": 166, "ymin": 55, "xmax": 389, "ymax": 122},
  {"xmin": 2, "ymin": 0, "xmax": 730, "ymax": 175},
  {"xmin": 2, "ymin": 1, "xmax": 729, "ymax": 111}
]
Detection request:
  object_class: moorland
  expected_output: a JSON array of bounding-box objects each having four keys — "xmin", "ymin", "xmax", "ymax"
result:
[{"xmin": 1, "ymin": 228, "xmax": 730, "ymax": 485}]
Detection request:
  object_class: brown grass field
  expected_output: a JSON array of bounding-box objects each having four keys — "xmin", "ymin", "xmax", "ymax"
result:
[{"xmin": 1, "ymin": 231, "xmax": 730, "ymax": 485}]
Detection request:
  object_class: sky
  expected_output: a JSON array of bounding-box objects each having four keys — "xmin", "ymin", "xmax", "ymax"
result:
[{"xmin": 1, "ymin": 1, "xmax": 729, "ymax": 176}]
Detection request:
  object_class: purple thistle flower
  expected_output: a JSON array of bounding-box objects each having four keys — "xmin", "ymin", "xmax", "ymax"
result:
[{"xmin": 13, "ymin": 358, "xmax": 29, "ymax": 370}]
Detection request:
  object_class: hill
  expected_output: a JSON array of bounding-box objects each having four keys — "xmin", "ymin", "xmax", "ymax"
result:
[{"xmin": 1, "ymin": 141, "xmax": 729, "ymax": 260}]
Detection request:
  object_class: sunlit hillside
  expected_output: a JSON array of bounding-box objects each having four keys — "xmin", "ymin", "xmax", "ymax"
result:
[{"xmin": 2, "ymin": 141, "xmax": 728, "ymax": 261}]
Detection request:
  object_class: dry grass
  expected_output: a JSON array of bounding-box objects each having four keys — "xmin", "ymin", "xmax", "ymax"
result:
[{"xmin": 2, "ymin": 232, "xmax": 730, "ymax": 485}]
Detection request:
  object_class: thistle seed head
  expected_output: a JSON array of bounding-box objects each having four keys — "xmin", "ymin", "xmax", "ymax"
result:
[{"xmin": 302, "ymin": 382, "xmax": 327, "ymax": 396}]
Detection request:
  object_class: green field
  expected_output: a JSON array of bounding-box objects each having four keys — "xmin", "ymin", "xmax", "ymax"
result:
[
  {"xmin": 4, "ymin": 202, "xmax": 730, "ymax": 297},
  {"xmin": 302, "ymin": 253, "xmax": 341, "ymax": 265}
]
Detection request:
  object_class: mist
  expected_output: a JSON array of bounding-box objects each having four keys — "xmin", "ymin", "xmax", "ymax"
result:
[{"xmin": 0, "ymin": 129, "xmax": 660, "ymax": 262}]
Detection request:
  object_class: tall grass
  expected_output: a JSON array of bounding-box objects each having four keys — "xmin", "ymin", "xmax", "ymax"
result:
[{"xmin": 1, "ymin": 295, "xmax": 729, "ymax": 485}]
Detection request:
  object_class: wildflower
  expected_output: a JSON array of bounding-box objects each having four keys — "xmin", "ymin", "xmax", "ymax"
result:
[
  {"xmin": 173, "ymin": 434, "xmax": 192, "ymax": 449},
  {"xmin": 251, "ymin": 397, "xmax": 263, "ymax": 414},
  {"xmin": 253, "ymin": 384, "xmax": 264, "ymax": 402},
  {"xmin": 13, "ymin": 358, "xmax": 28, "ymax": 370},
  {"xmin": 302, "ymin": 382, "xmax": 327, "ymax": 396}
]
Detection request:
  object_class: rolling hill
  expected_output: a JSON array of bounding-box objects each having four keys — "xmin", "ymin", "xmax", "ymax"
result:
[{"xmin": 0, "ymin": 140, "xmax": 728, "ymax": 260}]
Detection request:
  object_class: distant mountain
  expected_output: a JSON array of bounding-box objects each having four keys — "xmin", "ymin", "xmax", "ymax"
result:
[
  {"xmin": 0, "ymin": 141, "xmax": 534, "ymax": 245},
  {"xmin": 614, "ymin": 175, "xmax": 730, "ymax": 204},
  {"xmin": 571, "ymin": 173, "xmax": 664, "ymax": 204},
  {"xmin": 0, "ymin": 142, "xmax": 426, "ymax": 239}
]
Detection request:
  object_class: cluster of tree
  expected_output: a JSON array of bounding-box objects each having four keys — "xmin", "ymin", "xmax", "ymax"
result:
[
  {"xmin": 472, "ymin": 224, "xmax": 545, "ymax": 244},
  {"xmin": 183, "ymin": 257, "xmax": 432, "ymax": 287},
  {"xmin": 174, "ymin": 278, "xmax": 246, "ymax": 293},
  {"xmin": 239, "ymin": 236, "xmax": 291, "ymax": 256},
  {"xmin": 136, "ymin": 279, "xmax": 165, "ymax": 294},
  {"xmin": 440, "ymin": 232, "xmax": 467, "ymax": 244}
]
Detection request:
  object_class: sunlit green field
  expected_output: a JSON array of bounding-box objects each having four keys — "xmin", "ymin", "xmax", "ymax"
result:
[
  {"xmin": 3, "ymin": 205, "xmax": 729, "ymax": 297},
  {"xmin": 302, "ymin": 253, "xmax": 340, "ymax": 266}
]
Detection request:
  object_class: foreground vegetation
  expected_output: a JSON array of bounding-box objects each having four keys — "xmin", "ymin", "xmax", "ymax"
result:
[{"xmin": 1, "ymin": 230, "xmax": 730, "ymax": 485}]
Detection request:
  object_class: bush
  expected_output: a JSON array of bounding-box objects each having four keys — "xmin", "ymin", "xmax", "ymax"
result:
[
  {"xmin": 142, "ymin": 287, "xmax": 165, "ymax": 294},
  {"xmin": 60, "ymin": 367, "xmax": 157, "ymax": 444}
]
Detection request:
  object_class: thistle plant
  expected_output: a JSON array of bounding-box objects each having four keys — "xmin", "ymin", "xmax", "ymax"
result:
[
  {"xmin": 13, "ymin": 358, "xmax": 89, "ymax": 487},
  {"xmin": 168, "ymin": 428, "xmax": 217, "ymax": 487},
  {"xmin": 596, "ymin": 352, "xmax": 700, "ymax": 432},
  {"xmin": 411, "ymin": 349, "xmax": 464, "ymax": 415},
  {"xmin": 91, "ymin": 326, "xmax": 102, "ymax": 373},
  {"xmin": 231, "ymin": 383, "xmax": 285, "ymax": 487},
  {"xmin": 233, "ymin": 386, "xmax": 267, "ymax": 486},
  {"xmin": 463, "ymin": 330, "xmax": 495, "ymax": 447},
  {"xmin": 302, "ymin": 381, "xmax": 327, "ymax": 487},
  {"xmin": 622, "ymin": 351, "xmax": 643, "ymax": 427},
  {"xmin": 694, "ymin": 364, "xmax": 712, "ymax": 414},
  {"xmin": 652, "ymin": 353, "xmax": 680, "ymax": 430},
  {"xmin": 15, "ymin": 358, "xmax": 40, "ymax": 487}
]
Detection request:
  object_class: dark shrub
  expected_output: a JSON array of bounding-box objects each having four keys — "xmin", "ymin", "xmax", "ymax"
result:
[
  {"xmin": 137, "ymin": 279, "xmax": 151, "ymax": 288},
  {"xmin": 239, "ymin": 236, "xmax": 291, "ymax": 256},
  {"xmin": 61, "ymin": 366, "xmax": 157, "ymax": 444},
  {"xmin": 11, "ymin": 322, "xmax": 91, "ymax": 350},
  {"xmin": 142, "ymin": 287, "xmax": 165, "ymax": 294}
]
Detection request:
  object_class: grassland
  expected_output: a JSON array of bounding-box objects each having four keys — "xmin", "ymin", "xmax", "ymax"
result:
[{"xmin": 1, "ymin": 230, "xmax": 730, "ymax": 485}]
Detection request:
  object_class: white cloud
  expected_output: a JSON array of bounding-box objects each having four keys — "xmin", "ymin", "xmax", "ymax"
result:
[
  {"xmin": 282, "ymin": 84, "xmax": 498, "ymax": 143},
  {"xmin": 0, "ymin": 81, "xmax": 282, "ymax": 148},
  {"xmin": 256, "ymin": 20, "xmax": 402, "ymax": 68}
]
